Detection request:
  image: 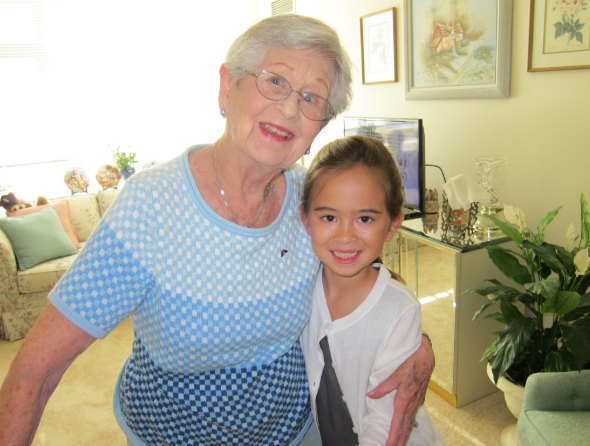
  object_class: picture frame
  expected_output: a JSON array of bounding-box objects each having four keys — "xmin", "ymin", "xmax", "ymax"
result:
[
  {"xmin": 528, "ymin": 0, "xmax": 590, "ymax": 72},
  {"xmin": 404, "ymin": 0, "xmax": 513, "ymax": 100},
  {"xmin": 360, "ymin": 8, "xmax": 397, "ymax": 84}
]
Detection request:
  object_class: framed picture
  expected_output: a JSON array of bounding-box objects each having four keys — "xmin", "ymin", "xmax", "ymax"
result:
[
  {"xmin": 361, "ymin": 8, "xmax": 397, "ymax": 84},
  {"xmin": 404, "ymin": 0, "xmax": 513, "ymax": 100},
  {"xmin": 528, "ymin": 0, "xmax": 590, "ymax": 72}
]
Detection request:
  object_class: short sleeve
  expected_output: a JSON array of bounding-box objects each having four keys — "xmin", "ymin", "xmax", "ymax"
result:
[{"xmin": 49, "ymin": 177, "xmax": 155, "ymax": 338}]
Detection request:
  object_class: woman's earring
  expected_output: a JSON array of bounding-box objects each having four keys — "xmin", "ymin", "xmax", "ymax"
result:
[{"xmin": 220, "ymin": 109, "xmax": 226, "ymax": 116}]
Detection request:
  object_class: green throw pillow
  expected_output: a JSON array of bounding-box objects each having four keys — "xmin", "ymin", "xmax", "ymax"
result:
[{"xmin": 0, "ymin": 207, "xmax": 79, "ymax": 271}]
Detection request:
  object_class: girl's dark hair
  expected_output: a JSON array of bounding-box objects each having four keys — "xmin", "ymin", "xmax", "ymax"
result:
[
  {"xmin": 302, "ymin": 135, "xmax": 406, "ymax": 283},
  {"xmin": 302, "ymin": 135, "xmax": 405, "ymax": 219}
]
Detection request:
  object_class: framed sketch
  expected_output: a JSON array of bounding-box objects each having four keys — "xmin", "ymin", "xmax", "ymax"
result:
[
  {"xmin": 361, "ymin": 8, "xmax": 397, "ymax": 84},
  {"xmin": 404, "ymin": 0, "xmax": 513, "ymax": 100},
  {"xmin": 528, "ymin": 0, "xmax": 590, "ymax": 72}
]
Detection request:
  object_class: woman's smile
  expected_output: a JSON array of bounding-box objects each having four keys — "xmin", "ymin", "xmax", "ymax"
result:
[{"xmin": 260, "ymin": 122, "xmax": 294, "ymax": 140}]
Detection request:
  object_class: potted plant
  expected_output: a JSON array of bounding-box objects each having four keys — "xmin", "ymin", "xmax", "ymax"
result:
[
  {"xmin": 467, "ymin": 193, "xmax": 590, "ymax": 388},
  {"xmin": 114, "ymin": 150, "xmax": 139, "ymax": 180}
]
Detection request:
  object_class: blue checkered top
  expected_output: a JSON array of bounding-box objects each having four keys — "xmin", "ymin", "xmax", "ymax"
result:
[{"xmin": 49, "ymin": 146, "xmax": 318, "ymax": 445}]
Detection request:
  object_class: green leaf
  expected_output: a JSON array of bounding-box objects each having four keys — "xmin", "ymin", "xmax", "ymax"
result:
[
  {"xmin": 560, "ymin": 318, "xmax": 590, "ymax": 369},
  {"xmin": 578, "ymin": 272, "xmax": 590, "ymax": 295},
  {"xmin": 544, "ymin": 291, "xmax": 581, "ymax": 314},
  {"xmin": 488, "ymin": 215, "xmax": 525, "ymax": 244},
  {"xmin": 487, "ymin": 278, "xmax": 505, "ymax": 286},
  {"xmin": 529, "ymin": 232, "xmax": 545, "ymax": 245},
  {"xmin": 540, "ymin": 263, "xmax": 553, "ymax": 280},
  {"xmin": 490, "ymin": 318, "xmax": 536, "ymax": 383},
  {"xmin": 463, "ymin": 284, "xmax": 520, "ymax": 297},
  {"xmin": 516, "ymin": 292, "xmax": 537, "ymax": 306},
  {"xmin": 545, "ymin": 351, "xmax": 577, "ymax": 372},
  {"xmin": 576, "ymin": 32, "xmax": 583, "ymax": 43},
  {"xmin": 487, "ymin": 245, "xmax": 532, "ymax": 285},
  {"xmin": 473, "ymin": 299, "xmax": 499, "ymax": 321},
  {"xmin": 522, "ymin": 240, "xmax": 565, "ymax": 275},
  {"xmin": 500, "ymin": 299, "xmax": 524, "ymax": 323},
  {"xmin": 562, "ymin": 292, "xmax": 590, "ymax": 321},
  {"xmin": 579, "ymin": 292, "xmax": 590, "ymax": 308},
  {"xmin": 525, "ymin": 277, "xmax": 560, "ymax": 299},
  {"xmin": 479, "ymin": 341, "xmax": 497, "ymax": 363},
  {"xmin": 582, "ymin": 193, "xmax": 590, "ymax": 247},
  {"xmin": 484, "ymin": 312, "xmax": 508, "ymax": 324},
  {"xmin": 555, "ymin": 245, "xmax": 575, "ymax": 273},
  {"xmin": 537, "ymin": 206, "xmax": 561, "ymax": 234}
]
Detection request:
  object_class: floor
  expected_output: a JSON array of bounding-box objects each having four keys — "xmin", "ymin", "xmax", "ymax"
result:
[{"xmin": 1, "ymin": 315, "xmax": 516, "ymax": 445}]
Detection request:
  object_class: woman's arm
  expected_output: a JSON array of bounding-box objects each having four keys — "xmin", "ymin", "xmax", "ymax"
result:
[
  {"xmin": 0, "ymin": 303, "xmax": 96, "ymax": 446},
  {"xmin": 367, "ymin": 334, "xmax": 435, "ymax": 446}
]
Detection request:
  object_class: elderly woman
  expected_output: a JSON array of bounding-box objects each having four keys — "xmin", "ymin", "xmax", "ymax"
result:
[{"xmin": 0, "ymin": 14, "xmax": 433, "ymax": 446}]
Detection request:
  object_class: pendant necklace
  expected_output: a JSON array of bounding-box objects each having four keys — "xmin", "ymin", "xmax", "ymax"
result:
[{"xmin": 211, "ymin": 143, "xmax": 273, "ymax": 228}]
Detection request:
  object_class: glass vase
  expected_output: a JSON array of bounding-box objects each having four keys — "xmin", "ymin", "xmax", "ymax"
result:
[{"xmin": 473, "ymin": 156, "xmax": 507, "ymax": 240}]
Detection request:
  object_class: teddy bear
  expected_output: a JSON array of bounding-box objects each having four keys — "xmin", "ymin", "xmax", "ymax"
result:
[{"xmin": 1, "ymin": 192, "xmax": 48, "ymax": 215}]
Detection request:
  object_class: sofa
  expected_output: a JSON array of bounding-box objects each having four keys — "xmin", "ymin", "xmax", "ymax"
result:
[
  {"xmin": 0, "ymin": 189, "xmax": 120, "ymax": 341},
  {"xmin": 517, "ymin": 370, "xmax": 590, "ymax": 446}
]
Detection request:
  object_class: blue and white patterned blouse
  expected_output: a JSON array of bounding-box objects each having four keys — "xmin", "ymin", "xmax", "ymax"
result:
[{"xmin": 49, "ymin": 145, "xmax": 319, "ymax": 445}]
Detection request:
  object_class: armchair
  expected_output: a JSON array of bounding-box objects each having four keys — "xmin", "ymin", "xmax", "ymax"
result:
[{"xmin": 517, "ymin": 370, "xmax": 590, "ymax": 446}]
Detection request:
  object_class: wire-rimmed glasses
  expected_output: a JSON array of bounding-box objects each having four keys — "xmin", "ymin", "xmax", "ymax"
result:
[{"xmin": 239, "ymin": 68, "xmax": 333, "ymax": 122}]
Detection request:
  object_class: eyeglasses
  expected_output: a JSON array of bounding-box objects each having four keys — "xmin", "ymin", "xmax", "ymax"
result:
[{"xmin": 239, "ymin": 68, "xmax": 334, "ymax": 122}]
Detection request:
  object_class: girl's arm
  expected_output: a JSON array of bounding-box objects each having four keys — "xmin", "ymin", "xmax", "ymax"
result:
[
  {"xmin": 0, "ymin": 303, "xmax": 96, "ymax": 445},
  {"xmin": 364, "ymin": 309, "xmax": 433, "ymax": 446}
]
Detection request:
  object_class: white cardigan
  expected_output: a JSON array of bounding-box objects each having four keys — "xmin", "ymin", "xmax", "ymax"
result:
[{"xmin": 300, "ymin": 266, "xmax": 447, "ymax": 446}]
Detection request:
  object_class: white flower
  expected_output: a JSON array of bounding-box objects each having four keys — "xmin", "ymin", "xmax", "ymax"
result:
[
  {"xmin": 566, "ymin": 223, "xmax": 576, "ymax": 251},
  {"xmin": 574, "ymin": 249, "xmax": 590, "ymax": 276},
  {"xmin": 504, "ymin": 204, "xmax": 527, "ymax": 231}
]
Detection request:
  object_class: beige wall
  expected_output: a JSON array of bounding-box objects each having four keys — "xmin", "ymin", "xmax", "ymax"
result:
[{"xmin": 280, "ymin": 0, "xmax": 590, "ymax": 244}]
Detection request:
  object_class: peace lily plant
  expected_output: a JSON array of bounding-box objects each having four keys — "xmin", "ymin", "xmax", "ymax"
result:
[{"xmin": 467, "ymin": 193, "xmax": 590, "ymax": 386}]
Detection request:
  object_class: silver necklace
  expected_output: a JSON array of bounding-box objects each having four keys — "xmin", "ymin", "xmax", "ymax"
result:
[{"xmin": 210, "ymin": 143, "xmax": 273, "ymax": 228}]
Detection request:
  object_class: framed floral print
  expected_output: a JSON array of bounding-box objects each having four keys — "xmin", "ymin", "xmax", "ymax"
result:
[{"xmin": 528, "ymin": 0, "xmax": 590, "ymax": 72}]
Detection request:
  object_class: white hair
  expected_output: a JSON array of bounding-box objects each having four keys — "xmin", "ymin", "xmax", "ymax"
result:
[{"xmin": 224, "ymin": 14, "xmax": 353, "ymax": 117}]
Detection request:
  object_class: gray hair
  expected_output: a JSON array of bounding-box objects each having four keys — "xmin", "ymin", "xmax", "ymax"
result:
[{"xmin": 224, "ymin": 14, "xmax": 353, "ymax": 117}]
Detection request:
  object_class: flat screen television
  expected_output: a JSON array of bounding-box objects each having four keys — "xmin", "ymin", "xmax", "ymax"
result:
[{"xmin": 343, "ymin": 117, "xmax": 425, "ymax": 218}]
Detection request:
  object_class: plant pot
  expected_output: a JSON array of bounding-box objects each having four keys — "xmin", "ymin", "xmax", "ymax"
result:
[{"xmin": 487, "ymin": 363, "xmax": 524, "ymax": 446}]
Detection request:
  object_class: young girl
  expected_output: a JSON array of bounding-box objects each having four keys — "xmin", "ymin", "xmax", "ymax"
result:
[{"xmin": 300, "ymin": 135, "xmax": 447, "ymax": 446}]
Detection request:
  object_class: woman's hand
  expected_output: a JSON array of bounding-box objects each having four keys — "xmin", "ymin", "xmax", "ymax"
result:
[{"xmin": 367, "ymin": 334, "xmax": 434, "ymax": 446}]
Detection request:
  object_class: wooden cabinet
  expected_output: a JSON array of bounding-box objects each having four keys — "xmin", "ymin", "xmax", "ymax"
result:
[{"xmin": 384, "ymin": 217, "xmax": 511, "ymax": 407}]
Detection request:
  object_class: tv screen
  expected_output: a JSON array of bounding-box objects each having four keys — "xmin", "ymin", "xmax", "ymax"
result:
[{"xmin": 343, "ymin": 117, "xmax": 425, "ymax": 215}]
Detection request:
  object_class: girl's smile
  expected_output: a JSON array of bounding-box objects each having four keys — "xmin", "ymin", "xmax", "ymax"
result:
[{"xmin": 302, "ymin": 165, "xmax": 401, "ymax": 283}]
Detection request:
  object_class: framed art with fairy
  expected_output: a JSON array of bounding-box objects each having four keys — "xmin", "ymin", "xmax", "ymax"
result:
[
  {"xmin": 404, "ymin": 0, "xmax": 513, "ymax": 100},
  {"xmin": 528, "ymin": 0, "xmax": 590, "ymax": 72}
]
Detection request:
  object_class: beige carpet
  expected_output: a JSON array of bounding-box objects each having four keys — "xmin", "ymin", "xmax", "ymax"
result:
[{"xmin": 1, "ymin": 316, "xmax": 515, "ymax": 445}]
